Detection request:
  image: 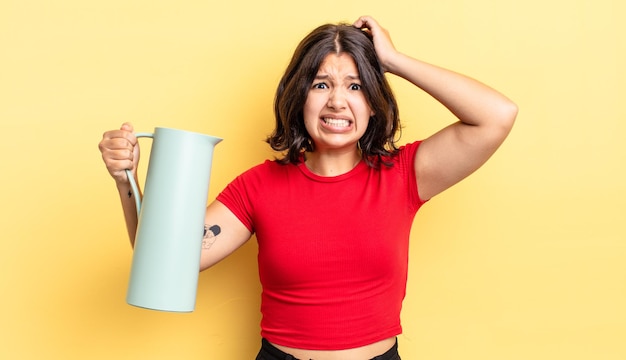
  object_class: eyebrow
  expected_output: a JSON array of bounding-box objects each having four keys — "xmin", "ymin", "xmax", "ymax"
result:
[{"xmin": 314, "ymin": 74, "xmax": 361, "ymax": 81}]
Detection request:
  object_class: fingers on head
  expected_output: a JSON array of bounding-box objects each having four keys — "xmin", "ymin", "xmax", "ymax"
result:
[{"xmin": 355, "ymin": 15, "xmax": 373, "ymax": 28}]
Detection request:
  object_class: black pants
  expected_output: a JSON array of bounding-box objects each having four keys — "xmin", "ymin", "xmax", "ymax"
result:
[{"xmin": 255, "ymin": 338, "xmax": 401, "ymax": 360}]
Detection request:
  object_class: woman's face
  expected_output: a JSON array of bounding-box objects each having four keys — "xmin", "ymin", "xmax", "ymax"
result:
[{"xmin": 303, "ymin": 53, "xmax": 374, "ymax": 152}]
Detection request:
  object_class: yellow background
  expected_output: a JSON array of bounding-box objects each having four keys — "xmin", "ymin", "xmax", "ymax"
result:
[{"xmin": 1, "ymin": 0, "xmax": 624, "ymax": 358}]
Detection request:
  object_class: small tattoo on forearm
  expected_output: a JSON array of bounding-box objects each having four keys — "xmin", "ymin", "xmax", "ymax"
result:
[
  {"xmin": 202, "ymin": 224, "xmax": 221, "ymax": 250},
  {"xmin": 128, "ymin": 190, "xmax": 132, "ymax": 198}
]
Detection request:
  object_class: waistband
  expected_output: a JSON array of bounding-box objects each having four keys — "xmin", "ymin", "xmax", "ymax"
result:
[{"xmin": 258, "ymin": 338, "xmax": 399, "ymax": 360}]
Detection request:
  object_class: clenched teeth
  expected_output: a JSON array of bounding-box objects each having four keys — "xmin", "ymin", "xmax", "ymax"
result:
[{"xmin": 323, "ymin": 118, "xmax": 350, "ymax": 127}]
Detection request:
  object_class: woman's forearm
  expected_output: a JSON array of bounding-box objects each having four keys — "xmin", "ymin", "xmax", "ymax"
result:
[
  {"xmin": 116, "ymin": 180, "xmax": 139, "ymax": 248},
  {"xmin": 386, "ymin": 53, "xmax": 517, "ymax": 128}
]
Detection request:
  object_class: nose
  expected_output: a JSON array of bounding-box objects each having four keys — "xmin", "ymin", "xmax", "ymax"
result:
[{"xmin": 327, "ymin": 88, "xmax": 347, "ymax": 110}]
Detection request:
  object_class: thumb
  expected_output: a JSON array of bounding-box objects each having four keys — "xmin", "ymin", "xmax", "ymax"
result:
[{"xmin": 120, "ymin": 122, "xmax": 134, "ymax": 132}]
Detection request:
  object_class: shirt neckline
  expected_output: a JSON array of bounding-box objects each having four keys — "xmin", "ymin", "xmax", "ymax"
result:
[{"xmin": 296, "ymin": 159, "xmax": 368, "ymax": 183}]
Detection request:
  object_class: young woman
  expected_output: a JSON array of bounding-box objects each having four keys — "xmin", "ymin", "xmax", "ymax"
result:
[{"xmin": 99, "ymin": 16, "xmax": 517, "ymax": 360}]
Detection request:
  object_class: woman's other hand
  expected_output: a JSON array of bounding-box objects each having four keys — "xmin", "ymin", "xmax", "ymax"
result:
[{"xmin": 98, "ymin": 122, "xmax": 139, "ymax": 184}]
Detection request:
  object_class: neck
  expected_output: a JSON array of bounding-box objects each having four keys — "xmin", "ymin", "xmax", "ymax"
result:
[{"xmin": 304, "ymin": 149, "xmax": 362, "ymax": 176}]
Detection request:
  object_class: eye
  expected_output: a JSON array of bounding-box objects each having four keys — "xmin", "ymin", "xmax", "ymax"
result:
[
  {"xmin": 349, "ymin": 83, "xmax": 362, "ymax": 91},
  {"xmin": 312, "ymin": 82, "xmax": 328, "ymax": 90}
]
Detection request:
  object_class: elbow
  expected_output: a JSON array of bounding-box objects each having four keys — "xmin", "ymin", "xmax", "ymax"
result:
[
  {"xmin": 490, "ymin": 99, "xmax": 518, "ymax": 137},
  {"xmin": 500, "ymin": 99, "xmax": 518, "ymax": 131},
  {"xmin": 486, "ymin": 100, "xmax": 518, "ymax": 145}
]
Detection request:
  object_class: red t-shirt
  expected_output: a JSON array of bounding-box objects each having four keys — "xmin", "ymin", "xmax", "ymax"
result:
[{"xmin": 216, "ymin": 141, "xmax": 426, "ymax": 350}]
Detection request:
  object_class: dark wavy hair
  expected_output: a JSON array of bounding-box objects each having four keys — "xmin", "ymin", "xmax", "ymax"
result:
[{"xmin": 266, "ymin": 23, "xmax": 401, "ymax": 168}]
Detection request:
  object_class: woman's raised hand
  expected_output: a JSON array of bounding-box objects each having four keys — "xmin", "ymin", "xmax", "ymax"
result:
[{"xmin": 353, "ymin": 15, "xmax": 400, "ymax": 73}]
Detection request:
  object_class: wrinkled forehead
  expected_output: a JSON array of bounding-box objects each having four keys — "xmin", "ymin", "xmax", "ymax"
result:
[{"xmin": 315, "ymin": 53, "xmax": 360, "ymax": 78}]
